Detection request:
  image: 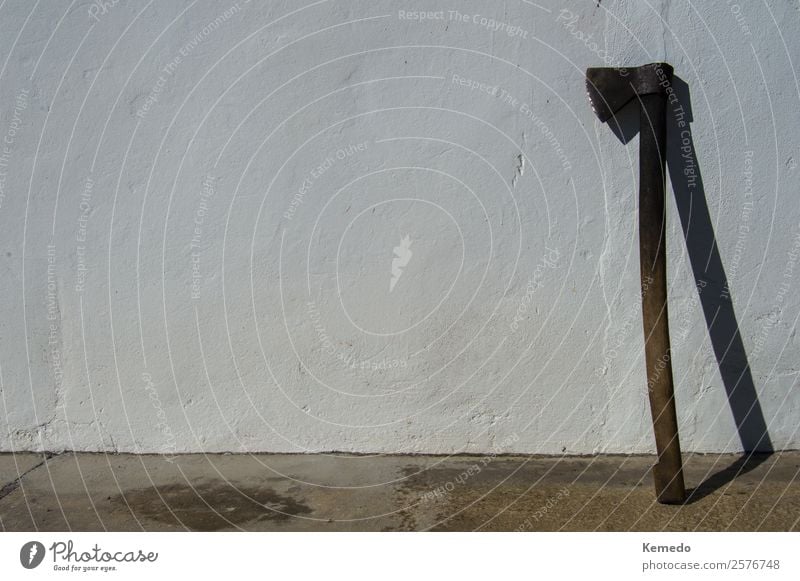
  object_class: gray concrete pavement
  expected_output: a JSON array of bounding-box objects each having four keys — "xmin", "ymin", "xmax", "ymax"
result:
[
  {"xmin": 0, "ymin": 453, "xmax": 47, "ymax": 486},
  {"xmin": 0, "ymin": 452, "xmax": 798, "ymax": 531}
]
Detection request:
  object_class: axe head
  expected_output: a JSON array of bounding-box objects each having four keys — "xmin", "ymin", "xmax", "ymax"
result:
[{"xmin": 586, "ymin": 63, "xmax": 673, "ymax": 123}]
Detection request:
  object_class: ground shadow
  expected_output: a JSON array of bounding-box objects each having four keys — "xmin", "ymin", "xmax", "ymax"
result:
[
  {"xmin": 602, "ymin": 74, "xmax": 774, "ymax": 503},
  {"xmin": 683, "ymin": 452, "xmax": 773, "ymax": 504}
]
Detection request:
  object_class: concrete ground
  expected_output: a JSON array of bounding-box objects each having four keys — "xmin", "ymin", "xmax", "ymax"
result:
[{"xmin": 0, "ymin": 452, "xmax": 798, "ymax": 531}]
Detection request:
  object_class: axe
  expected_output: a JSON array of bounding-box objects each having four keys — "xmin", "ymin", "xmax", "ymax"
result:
[{"xmin": 586, "ymin": 63, "xmax": 686, "ymax": 504}]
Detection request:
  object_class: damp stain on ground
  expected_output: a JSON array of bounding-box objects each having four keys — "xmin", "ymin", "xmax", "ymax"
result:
[{"xmin": 111, "ymin": 482, "xmax": 312, "ymax": 531}]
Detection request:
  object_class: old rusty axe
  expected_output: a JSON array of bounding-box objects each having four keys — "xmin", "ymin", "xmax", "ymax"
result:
[{"xmin": 586, "ymin": 63, "xmax": 686, "ymax": 504}]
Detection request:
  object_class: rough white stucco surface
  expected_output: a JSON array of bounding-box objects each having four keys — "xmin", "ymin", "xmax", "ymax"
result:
[{"xmin": 0, "ymin": 1, "xmax": 798, "ymax": 455}]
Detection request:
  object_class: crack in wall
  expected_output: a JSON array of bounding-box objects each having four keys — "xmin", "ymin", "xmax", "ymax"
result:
[{"xmin": 511, "ymin": 153, "xmax": 525, "ymax": 188}]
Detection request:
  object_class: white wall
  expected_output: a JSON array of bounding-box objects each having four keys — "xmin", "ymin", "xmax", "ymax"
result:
[{"xmin": 1, "ymin": 0, "xmax": 798, "ymax": 455}]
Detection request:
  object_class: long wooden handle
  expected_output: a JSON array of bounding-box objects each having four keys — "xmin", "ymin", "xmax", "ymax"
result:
[{"xmin": 639, "ymin": 92, "xmax": 686, "ymax": 504}]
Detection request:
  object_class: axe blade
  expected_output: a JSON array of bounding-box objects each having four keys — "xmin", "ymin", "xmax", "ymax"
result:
[{"xmin": 586, "ymin": 63, "xmax": 673, "ymax": 123}]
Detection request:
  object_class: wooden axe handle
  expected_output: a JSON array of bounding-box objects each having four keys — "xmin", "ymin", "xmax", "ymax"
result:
[{"xmin": 639, "ymin": 92, "xmax": 686, "ymax": 504}]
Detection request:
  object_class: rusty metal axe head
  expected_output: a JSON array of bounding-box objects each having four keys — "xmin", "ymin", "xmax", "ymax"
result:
[{"xmin": 586, "ymin": 63, "xmax": 673, "ymax": 122}]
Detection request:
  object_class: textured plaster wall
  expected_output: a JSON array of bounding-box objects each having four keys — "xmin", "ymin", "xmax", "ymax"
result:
[{"xmin": 1, "ymin": 0, "xmax": 798, "ymax": 454}]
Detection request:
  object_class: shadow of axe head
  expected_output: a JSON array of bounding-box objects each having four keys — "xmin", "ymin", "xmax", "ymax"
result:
[{"xmin": 586, "ymin": 63, "xmax": 674, "ymax": 123}]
